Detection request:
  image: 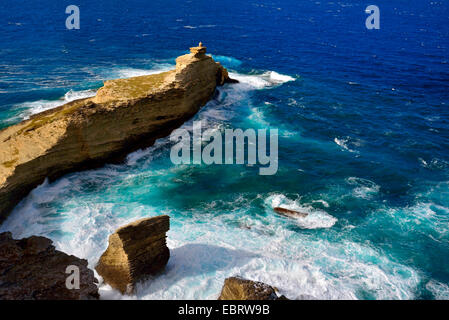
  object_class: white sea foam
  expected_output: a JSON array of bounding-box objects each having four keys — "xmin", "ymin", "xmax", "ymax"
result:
[
  {"xmin": 372, "ymin": 202, "xmax": 449, "ymax": 241},
  {"xmin": 63, "ymin": 89, "xmax": 97, "ymax": 102},
  {"xmin": 126, "ymin": 138, "xmax": 171, "ymax": 166},
  {"xmin": 426, "ymin": 280, "xmax": 449, "ymax": 300},
  {"xmin": 16, "ymin": 100, "xmax": 62, "ymax": 118},
  {"xmin": 312, "ymin": 199, "xmax": 330, "ymax": 208},
  {"xmin": 0, "ymin": 172, "xmax": 422, "ymax": 300},
  {"xmin": 268, "ymin": 71, "xmax": 296, "ymax": 83},
  {"xmin": 0, "ymin": 57, "xmax": 424, "ymax": 300},
  {"xmin": 265, "ymin": 194, "xmax": 337, "ymax": 229},
  {"xmin": 12, "ymin": 63, "xmax": 176, "ymax": 121},
  {"xmin": 334, "ymin": 137, "xmax": 360, "ymax": 153},
  {"xmin": 229, "ymin": 71, "xmax": 295, "ymax": 90},
  {"xmin": 418, "ymin": 157, "xmax": 448, "ymax": 170},
  {"xmin": 334, "ymin": 137, "xmax": 348, "ymax": 149},
  {"xmin": 248, "ymin": 106, "xmax": 270, "ymax": 126},
  {"xmin": 129, "ymin": 213, "xmax": 419, "ymax": 300},
  {"xmin": 113, "ymin": 65, "xmax": 173, "ymax": 79},
  {"xmin": 346, "ymin": 177, "xmax": 380, "ymax": 199},
  {"xmin": 15, "ymin": 88, "xmax": 97, "ymax": 120}
]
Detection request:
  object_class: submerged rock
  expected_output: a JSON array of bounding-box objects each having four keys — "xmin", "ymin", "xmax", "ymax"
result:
[
  {"xmin": 273, "ymin": 207, "xmax": 308, "ymax": 218},
  {"xmin": 95, "ymin": 215, "xmax": 170, "ymax": 294},
  {"xmin": 0, "ymin": 232, "xmax": 99, "ymax": 300},
  {"xmin": 0, "ymin": 43, "xmax": 237, "ymax": 223},
  {"xmin": 218, "ymin": 277, "xmax": 288, "ymax": 300}
]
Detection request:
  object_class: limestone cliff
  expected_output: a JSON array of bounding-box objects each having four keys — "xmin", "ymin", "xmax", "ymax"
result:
[
  {"xmin": 0, "ymin": 44, "xmax": 235, "ymax": 222},
  {"xmin": 0, "ymin": 232, "xmax": 99, "ymax": 300},
  {"xmin": 95, "ymin": 215, "xmax": 170, "ymax": 294}
]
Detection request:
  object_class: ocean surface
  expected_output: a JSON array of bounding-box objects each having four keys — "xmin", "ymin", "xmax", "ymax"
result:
[{"xmin": 1, "ymin": 0, "xmax": 448, "ymax": 299}]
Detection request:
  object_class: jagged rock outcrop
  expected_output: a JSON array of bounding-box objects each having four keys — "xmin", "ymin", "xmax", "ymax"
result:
[
  {"xmin": 95, "ymin": 215, "xmax": 170, "ymax": 294},
  {"xmin": 218, "ymin": 277, "xmax": 288, "ymax": 300},
  {"xmin": 273, "ymin": 207, "xmax": 308, "ymax": 218},
  {"xmin": 0, "ymin": 44, "xmax": 236, "ymax": 223},
  {"xmin": 0, "ymin": 232, "xmax": 98, "ymax": 300}
]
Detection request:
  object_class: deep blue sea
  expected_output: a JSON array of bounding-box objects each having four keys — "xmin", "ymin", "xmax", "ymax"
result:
[{"xmin": 1, "ymin": 0, "xmax": 448, "ymax": 299}]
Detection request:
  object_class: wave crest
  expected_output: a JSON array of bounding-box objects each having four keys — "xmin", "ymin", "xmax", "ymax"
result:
[{"xmin": 265, "ymin": 194, "xmax": 337, "ymax": 229}]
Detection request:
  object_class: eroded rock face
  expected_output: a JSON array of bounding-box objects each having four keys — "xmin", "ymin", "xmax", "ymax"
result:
[
  {"xmin": 95, "ymin": 215, "xmax": 170, "ymax": 294},
  {"xmin": 0, "ymin": 44, "xmax": 236, "ymax": 222},
  {"xmin": 218, "ymin": 277, "xmax": 287, "ymax": 300},
  {"xmin": 0, "ymin": 232, "xmax": 99, "ymax": 300}
]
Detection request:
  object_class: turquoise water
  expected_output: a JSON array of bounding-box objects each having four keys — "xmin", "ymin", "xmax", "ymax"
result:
[{"xmin": 1, "ymin": 1, "xmax": 448, "ymax": 299}]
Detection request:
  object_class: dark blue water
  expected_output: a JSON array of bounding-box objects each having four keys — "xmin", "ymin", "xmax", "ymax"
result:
[{"xmin": 1, "ymin": 0, "xmax": 448, "ymax": 299}]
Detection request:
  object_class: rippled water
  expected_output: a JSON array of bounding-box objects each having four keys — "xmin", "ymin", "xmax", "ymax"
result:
[{"xmin": 0, "ymin": 0, "xmax": 448, "ymax": 299}]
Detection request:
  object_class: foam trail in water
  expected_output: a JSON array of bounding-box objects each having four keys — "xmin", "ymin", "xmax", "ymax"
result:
[
  {"xmin": 229, "ymin": 71, "xmax": 295, "ymax": 89},
  {"xmin": 346, "ymin": 177, "xmax": 380, "ymax": 199}
]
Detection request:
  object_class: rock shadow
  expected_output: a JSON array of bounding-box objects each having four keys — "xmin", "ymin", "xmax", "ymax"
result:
[{"xmin": 134, "ymin": 243, "xmax": 258, "ymax": 298}]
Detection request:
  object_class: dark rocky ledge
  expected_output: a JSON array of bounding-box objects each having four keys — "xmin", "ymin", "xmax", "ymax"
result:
[{"xmin": 0, "ymin": 232, "xmax": 99, "ymax": 300}]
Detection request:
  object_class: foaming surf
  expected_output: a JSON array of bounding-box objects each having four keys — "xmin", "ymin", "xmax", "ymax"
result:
[
  {"xmin": 334, "ymin": 137, "xmax": 361, "ymax": 154},
  {"xmin": 229, "ymin": 71, "xmax": 295, "ymax": 89},
  {"xmin": 0, "ymin": 54, "xmax": 433, "ymax": 300},
  {"xmin": 8, "ymin": 63, "xmax": 176, "ymax": 122},
  {"xmin": 14, "ymin": 88, "xmax": 97, "ymax": 120},
  {"xmin": 0, "ymin": 144, "xmax": 424, "ymax": 301},
  {"xmin": 112, "ymin": 65, "xmax": 173, "ymax": 79},
  {"xmin": 345, "ymin": 177, "xmax": 380, "ymax": 200},
  {"xmin": 426, "ymin": 280, "xmax": 449, "ymax": 300},
  {"xmin": 265, "ymin": 194, "xmax": 337, "ymax": 229}
]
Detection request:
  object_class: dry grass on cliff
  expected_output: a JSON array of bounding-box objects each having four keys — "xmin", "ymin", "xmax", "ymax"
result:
[{"xmin": 95, "ymin": 70, "xmax": 174, "ymax": 102}]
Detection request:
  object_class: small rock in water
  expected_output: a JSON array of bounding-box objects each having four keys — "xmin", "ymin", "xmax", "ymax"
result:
[
  {"xmin": 218, "ymin": 277, "xmax": 288, "ymax": 300},
  {"xmin": 273, "ymin": 207, "xmax": 308, "ymax": 218}
]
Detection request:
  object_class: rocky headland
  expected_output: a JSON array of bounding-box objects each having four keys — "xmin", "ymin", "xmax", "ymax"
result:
[
  {"xmin": 0, "ymin": 43, "xmax": 235, "ymax": 223},
  {"xmin": 0, "ymin": 232, "xmax": 99, "ymax": 300}
]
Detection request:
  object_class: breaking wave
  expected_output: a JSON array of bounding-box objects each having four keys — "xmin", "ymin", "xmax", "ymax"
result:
[
  {"xmin": 15, "ymin": 89, "xmax": 97, "ymax": 120},
  {"xmin": 334, "ymin": 136, "xmax": 361, "ymax": 153},
  {"xmin": 265, "ymin": 194, "xmax": 337, "ymax": 229},
  {"xmin": 229, "ymin": 71, "xmax": 295, "ymax": 89}
]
